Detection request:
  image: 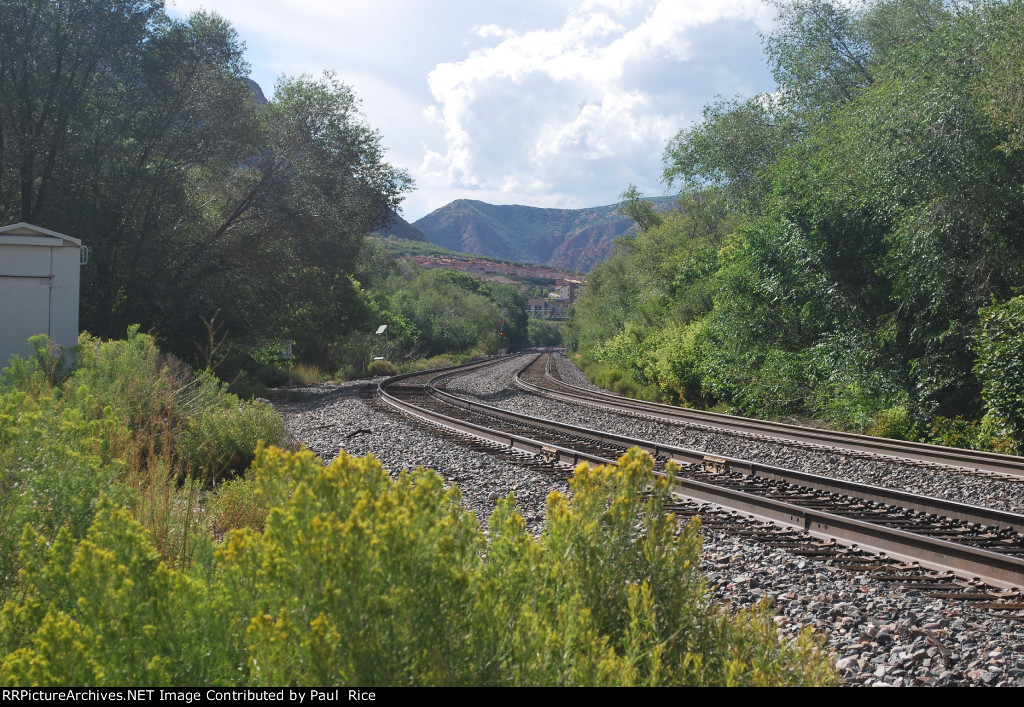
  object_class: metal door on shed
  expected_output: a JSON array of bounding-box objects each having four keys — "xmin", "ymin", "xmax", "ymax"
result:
[{"xmin": 0, "ymin": 244, "xmax": 52, "ymax": 363}]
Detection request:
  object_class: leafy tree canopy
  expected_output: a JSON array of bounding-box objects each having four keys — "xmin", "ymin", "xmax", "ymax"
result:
[
  {"xmin": 569, "ymin": 0, "xmax": 1024, "ymax": 450},
  {"xmin": 0, "ymin": 0, "xmax": 411, "ymax": 371}
]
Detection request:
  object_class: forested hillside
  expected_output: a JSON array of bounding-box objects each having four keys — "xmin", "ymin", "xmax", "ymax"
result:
[
  {"xmin": 0, "ymin": 1, "xmax": 412, "ymax": 369},
  {"xmin": 567, "ymin": 0, "xmax": 1024, "ymax": 452},
  {"xmin": 0, "ymin": 0, "xmax": 541, "ymax": 375}
]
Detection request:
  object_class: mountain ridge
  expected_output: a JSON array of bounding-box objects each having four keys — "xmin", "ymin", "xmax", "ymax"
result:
[
  {"xmin": 411, "ymin": 197, "xmax": 674, "ymax": 272},
  {"xmin": 375, "ymin": 209, "xmax": 429, "ymax": 242}
]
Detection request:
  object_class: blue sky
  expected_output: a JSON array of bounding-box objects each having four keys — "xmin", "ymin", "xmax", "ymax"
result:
[{"xmin": 168, "ymin": 0, "xmax": 778, "ymax": 221}]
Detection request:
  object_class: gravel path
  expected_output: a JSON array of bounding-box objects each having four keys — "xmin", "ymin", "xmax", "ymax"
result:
[{"xmin": 274, "ymin": 360, "xmax": 1024, "ymax": 686}]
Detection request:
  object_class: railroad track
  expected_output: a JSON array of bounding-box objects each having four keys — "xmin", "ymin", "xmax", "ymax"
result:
[
  {"xmin": 514, "ymin": 350, "xmax": 1024, "ymax": 480},
  {"xmin": 376, "ymin": 353, "xmax": 1024, "ymax": 616}
]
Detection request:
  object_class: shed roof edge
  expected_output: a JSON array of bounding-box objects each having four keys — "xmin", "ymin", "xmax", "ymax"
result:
[{"xmin": 0, "ymin": 222, "xmax": 82, "ymax": 246}]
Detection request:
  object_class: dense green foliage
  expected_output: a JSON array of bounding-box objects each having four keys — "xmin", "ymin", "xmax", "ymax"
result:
[
  {"xmin": 1, "ymin": 438, "xmax": 836, "ymax": 686},
  {"xmin": 568, "ymin": 0, "xmax": 1024, "ymax": 452},
  {"xmin": 0, "ymin": 330, "xmax": 283, "ymax": 594},
  {"xmin": 975, "ymin": 296, "xmax": 1024, "ymax": 444},
  {"xmin": 528, "ymin": 319, "xmax": 565, "ymax": 347},
  {"xmin": 347, "ymin": 240, "xmax": 532, "ymax": 366},
  {"xmin": 0, "ymin": 0, "xmax": 410, "ymax": 372}
]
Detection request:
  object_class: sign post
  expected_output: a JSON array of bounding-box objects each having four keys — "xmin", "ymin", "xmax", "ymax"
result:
[
  {"xmin": 375, "ymin": 324, "xmax": 388, "ymax": 364},
  {"xmin": 282, "ymin": 340, "xmax": 292, "ymax": 386}
]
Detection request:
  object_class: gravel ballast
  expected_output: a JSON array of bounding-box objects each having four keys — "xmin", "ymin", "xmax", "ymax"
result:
[
  {"xmin": 274, "ymin": 380, "xmax": 567, "ymax": 536},
  {"xmin": 443, "ymin": 354, "xmax": 1024, "ymax": 516},
  {"xmin": 274, "ymin": 358, "xmax": 1024, "ymax": 686}
]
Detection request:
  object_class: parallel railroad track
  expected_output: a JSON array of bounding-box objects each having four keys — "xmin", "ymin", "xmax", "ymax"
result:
[
  {"xmin": 376, "ymin": 353, "xmax": 1024, "ymax": 609},
  {"xmin": 514, "ymin": 351, "xmax": 1024, "ymax": 480}
]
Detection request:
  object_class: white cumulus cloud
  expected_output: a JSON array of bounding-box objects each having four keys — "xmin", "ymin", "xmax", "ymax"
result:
[{"xmin": 419, "ymin": 0, "xmax": 775, "ymax": 209}]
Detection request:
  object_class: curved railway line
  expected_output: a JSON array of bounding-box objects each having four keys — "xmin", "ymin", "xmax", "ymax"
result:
[
  {"xmin": 377, "ymin": 351, "xmax": 1024, "ymax": 608},
  {"xmin": 518, "ymin": 352, "xmax": 1024, "ymax": 481},
  {"xmin": 272, "ymin": 351, "xmax": 1024, "ymax": 684}
]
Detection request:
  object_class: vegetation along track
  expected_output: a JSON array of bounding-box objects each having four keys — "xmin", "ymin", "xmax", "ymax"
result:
[{"xmin": 378, "ymin": 352, "xmax": 1024, "ymax": 606}]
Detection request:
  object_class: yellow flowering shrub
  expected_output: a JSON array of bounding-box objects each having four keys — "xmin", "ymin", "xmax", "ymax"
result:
[
  {"xmin": 0, "ymin": 386, "xmax": 128, "ymax": 592},
  {"xmin": 0, "ymin": 498, "xmax": 244, "ymax": 685},
  {"xmin": 1, "ymin": 445, "xmax": 836, "ymax": 686},
  {"xmin": 227, "ymin": 445, "xmax": 835, "ymax": 686},
  {"xmin": 234, "ymin": 446, "xmax": 484, "ymax": 685}
]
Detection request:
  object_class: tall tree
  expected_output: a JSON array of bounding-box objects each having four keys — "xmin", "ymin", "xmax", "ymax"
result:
[
  {"xmin": 663, "ymin": 95, "xmax": 794, "ymax": 213},
  {"xmin": 763, "ymin": 0, "xmax": 873, "ymax": 115},
  {"xmin": 0, "ymin": 1, "xmax": 411, "ymax": 370},
  {"xmin": 975, "ymin": 0, "xmax": 1024, "ymax": 154},
  {"xmin": 0, "ymin": 0, "xmax": 164, "ymax": 222},
  {"xmin": 74, "ymin": 11, "xmax": 259, "ymax": 343}
]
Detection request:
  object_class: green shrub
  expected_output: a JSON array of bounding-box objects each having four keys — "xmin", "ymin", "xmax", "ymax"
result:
[
  {"xmin": 976, "ymin": 296, "xmax": 1024, "ymax": 444},
  {"xmin": 207, "ymin": 474, "xmax": 268, "ymax": 538},
  {"xmin": 866, "ymin": 406, "xmax": 916, "ymax": 441},
  {"xmin": 227, "ymin": 446, "xmax": 836, "ymax": 686},
  {"xmin": 639, "ymin": 384, "xmax": 663, "ymax": 402},
  {"xmin": 612, "ymin": 377, "xmax": 640, "ymax": 398},
  {"xmin": 72, "ymin": 327, "xmax": 186, "ymax": 434},
  {"xmin": 579, "ymin": 321, "xmax": 711, "ymax": 407},
  {"xmin": 975, "ymin": 412, "xmax": 1019, "ymax": 455},
  {"xmin": 1, "ymin": 328, "xmax": 285, "ymax": 583},
  {"xmin": 593, "ymin": 365, "xmax": 623, "ymax": 391},
  {"xmin": 0, "ymin": 498, "xmax": 245, "ymax": 685},
  {"xmin": 178, "ymin": 397, "xmax": 283, "ymax": 480},
  {"xmin": 928, "ymin": 413, "xmax": 1019, "ymax": 454},
  {"xmin": 929, "ymin": 415, "xmax": 977, "ymax": 449},
  {"xmin": 647, "ymin": 321, "xmax": 708, "ymax": 406},
  {"xmin": 732, "ymin": 349, "xmax": 811, "ymax": 420},
  {"xmin": 366, "ymin": 359, "xmax": 400, "ymax": 377},
  {"xmin": 0, "ymin": 334, "xmax": 74, "ymax": 388}
]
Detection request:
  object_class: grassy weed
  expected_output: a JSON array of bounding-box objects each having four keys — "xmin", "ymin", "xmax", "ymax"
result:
[{"xmin": 0, "ymin": 329, "xmax": 284, "ymax": 587}]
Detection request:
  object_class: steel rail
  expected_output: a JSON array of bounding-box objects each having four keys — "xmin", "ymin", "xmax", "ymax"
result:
[
  {"xmin": 377, "ymin": 354, "xmax": 614, "ymax": 469},
  {"xmin": 433, "ymin": 359, "xmax": 1024, "ymax": 534},
  {"xmin": 674, "ymin": 475, "xmax": 1024, "ymax": 589},
  {"xmin": 514, "ymin": 352, "xmax": 1024, "ymax": 478},
  {"xmin": 375, "ymin": 355, "xmax": 1024, "ymax": 588}
]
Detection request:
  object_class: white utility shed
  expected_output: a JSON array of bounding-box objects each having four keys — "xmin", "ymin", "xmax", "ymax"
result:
[{"xmin": 0, "ymin": 222, "xmax": 83, "ymax": 367}]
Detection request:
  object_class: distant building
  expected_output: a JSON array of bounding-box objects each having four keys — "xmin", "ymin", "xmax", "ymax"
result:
[{"xmin": 555, "ymin": 278, "xmax": 584, "ymax": 302}]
